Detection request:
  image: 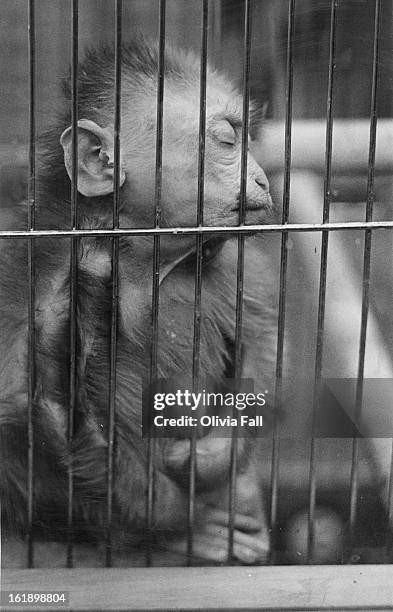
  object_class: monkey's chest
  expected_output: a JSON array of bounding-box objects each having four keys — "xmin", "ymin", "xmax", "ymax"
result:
[{"xmin": 157, "ymin": 263, "xmax": 237, "ymax": 381}]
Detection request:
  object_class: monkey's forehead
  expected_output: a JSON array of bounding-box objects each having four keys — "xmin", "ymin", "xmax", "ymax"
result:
[
  {"xmin": 157, "ymin": 79, "xmax": 244, "ymax": 125},
  {"xmin": 119, "ymin": 67, "xmax": 250, "ymax": 138}
]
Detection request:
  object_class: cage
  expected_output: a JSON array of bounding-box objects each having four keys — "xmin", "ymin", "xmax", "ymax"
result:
[{"xmin": 1, "ymin": 0, "xmax": 393, "ymax": 610}]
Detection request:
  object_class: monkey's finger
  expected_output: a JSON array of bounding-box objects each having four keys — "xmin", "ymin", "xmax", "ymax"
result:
[
  {"xmin": 205, "ymin": 508, "xmax": 262, "ymax": 532},
  {"xmin": 166, "ymin": 532, "xmax": 264, "ymax": 565},
  {"xmin": 164, "ymin": 533, "xmax": 227, "ymax": 563},
  {"xmin": 195, "ymin": 531, "xmax": 267, "ymax": 565},
  {"xmin": 203, "ymin": 523, "xmax": 270, "ymax": 560}
]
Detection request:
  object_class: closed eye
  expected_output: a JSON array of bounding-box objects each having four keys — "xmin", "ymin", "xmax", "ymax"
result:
[{"xmin": 210, "ymin": 120, "xmax": 236, "ymax": 146}]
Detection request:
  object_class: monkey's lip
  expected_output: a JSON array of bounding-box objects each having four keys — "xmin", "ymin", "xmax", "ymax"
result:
[
  {"xmin": 230, "ymin": 204, "xmax": 270, "ymax": 216},
  {"xmin": 231, "ymin": 204, "xmax": 264, "ymax": 211},
  {"xmin": 229, "ymin": 205, "xmax": 274, "ymax": 226},
  {"xmin": 232, "ymin": 194, "xmax": 273, "ymax": 212}
]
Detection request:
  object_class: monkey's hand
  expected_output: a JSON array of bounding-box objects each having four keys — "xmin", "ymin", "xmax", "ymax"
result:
[
  {"xmin": 163, "ymin": 508, "xmax": 269, "ymax": 565},
  {"xmin": 164, "ymin": 436, "xmax": 248, "ymax": 489}
]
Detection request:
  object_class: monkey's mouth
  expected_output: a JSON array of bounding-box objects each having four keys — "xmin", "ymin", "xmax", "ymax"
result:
[{"xmin": 232, "ymin": 193, "xmax": 273, "ymax": 213}]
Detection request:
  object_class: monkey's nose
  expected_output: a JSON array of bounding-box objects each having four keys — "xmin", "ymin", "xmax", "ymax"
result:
[{"xmin": 255, "ymin": 174, "xmax": 269, "ymax": 192}]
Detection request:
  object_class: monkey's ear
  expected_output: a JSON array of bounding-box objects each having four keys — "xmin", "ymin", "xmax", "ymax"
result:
[{"xmin": 60, "ymin": 119, "xmax": 126, "ymax": 197}]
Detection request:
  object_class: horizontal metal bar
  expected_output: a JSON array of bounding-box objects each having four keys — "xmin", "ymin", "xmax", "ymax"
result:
[
  {"xmin": 0, "ymin": 220, "xmax": 392, "ymax": 240},
  {"xmin": 257, "ymin": 119, "xmax": 393, "ymax": 173}
]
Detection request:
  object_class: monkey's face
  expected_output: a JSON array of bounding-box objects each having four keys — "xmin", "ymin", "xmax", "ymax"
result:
[
  {"xmin": 201, "ymin": 115, "xmax": 273, "ymax": 227},
  {"xmin": 60, "ymin": 76, "xmax": 273, "ymax": 236},
  {"xmin": 146, "ymin": 85, "xmax": 273, "ymax": 230}
]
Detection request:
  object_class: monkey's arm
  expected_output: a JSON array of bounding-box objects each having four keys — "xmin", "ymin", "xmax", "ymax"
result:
[{"xmin": 162, "ymin": 445, "xmax": 270, "ymax": 564}]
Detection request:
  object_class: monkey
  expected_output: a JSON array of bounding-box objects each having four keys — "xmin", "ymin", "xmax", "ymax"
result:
[
  {"xmin": 0, "ymin": 39, "xmax": 279, "ymax": 565},
  {"xmin": 0, "ymin": 163, "xmax": 28, "ymax": 207}
]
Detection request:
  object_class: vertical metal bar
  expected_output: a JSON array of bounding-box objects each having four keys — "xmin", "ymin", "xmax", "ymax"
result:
[
  {"xmin": 146, "ymin": 0, "xmax": 166, "ymax": 567},
  {"xmin": 112, "ymin": 0, "xmax": 122, "ymax": 233},
  {"xmin": 348, "ymin": 0, "xmax": 381, "ymax": 551},
  {"xmin": 269, "ymin": 0, "xmax": 296, "ymax": 565},
  {"xmin": 67, "ymin": 0, "xmax": 79, "ymax": 569},
  {"xmin": 388, "ymin": 445, "xmax": 393, "ymax": 553},
  {"xmin": 70, "ymin": 1, "xmax": 79, "ymax": 233},
  {"xmin": 27, "ymin": 0, "xmax": 36, "ymax": 569},
  {"xmin": 228, "ymin": 0, "xmax": 252, "ymax": 563},
  {"xmin": 307, "ymin": 0, "xmax": 338, "ymax": 563},
  {"xmin": 187, "ymin": 0, "xmax": 208, "ymax": 564},
  {"xmin": 105, "ymin": 0, "xmax": 122, "ymax": 568}
]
